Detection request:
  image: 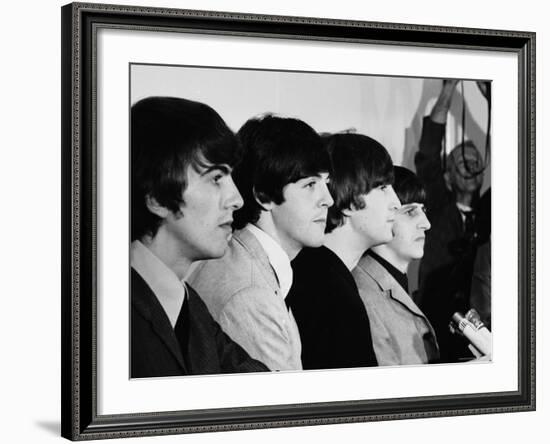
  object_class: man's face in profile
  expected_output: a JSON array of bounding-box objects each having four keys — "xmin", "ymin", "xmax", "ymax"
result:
[
  {"xmin": 268, "ymin": 172, "xmax": 333, "ymax": 256},
  {"xmin": 386, "ymin": 202, "xmax": 431, "ymax": 263},
  {"xmin": 348, "ymin": 184, "xmax": 401, "ymax": 247},
  {"xmin": 163, "ymin": 162, "xmax": 244, "ymax": 262}
]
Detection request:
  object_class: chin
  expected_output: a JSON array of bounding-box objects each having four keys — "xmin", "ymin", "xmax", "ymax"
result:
[
  {"xmin": 308, "ymin": 240, "xmax": 325, "ymax": 248},
  {"xmin": 461, "ymin": 183, "xmax": 482, "ymax": 193},
  {"xmin": 382, "ymin": 233, "xmax": 394, "ymax": 245},
  {"xmin": 408, "ymin": 248, "xmax": 424, "ymax": 260},
  {"xmin": 204, "ymin": 244, "xmax": 228, "ymax": 260},
  {"xmin": 303, "ymin": 235, "xmax": 325, "ymax": 248}
]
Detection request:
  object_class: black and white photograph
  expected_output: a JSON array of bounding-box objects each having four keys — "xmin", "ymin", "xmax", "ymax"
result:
[{"xmin": 130, "ymin": 64, "xmax": 493, "ymax": 378}]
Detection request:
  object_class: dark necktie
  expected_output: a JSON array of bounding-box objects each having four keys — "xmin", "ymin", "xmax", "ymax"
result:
[
  {"xmin": 174, "ymin": 295, "xmax": 190, "ymax": 355},
  {"xmin": 462, "ymin": 210, "xmax": 476, "ymax": 241}
]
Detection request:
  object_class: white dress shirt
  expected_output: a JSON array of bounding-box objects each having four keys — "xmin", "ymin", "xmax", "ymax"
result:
[{"xmin": 245, "ymin": 224, "xmax": 293, "ymax": 300}]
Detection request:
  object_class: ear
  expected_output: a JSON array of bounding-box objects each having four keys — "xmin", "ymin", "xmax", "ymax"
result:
[
  {"xmin": 145, "ymin": 194, "xmax": 171, "ymax": 219},
  {"xmin": 443, "ymin": 171, "xmax": 453, "ymax": 192},
  {"xmin": 252, "ymin": 188, "xmax": 274, "ymax": 211},
  {"xmin": 341, "ymin": 207, "xmax": 354, "ymax": 217}
]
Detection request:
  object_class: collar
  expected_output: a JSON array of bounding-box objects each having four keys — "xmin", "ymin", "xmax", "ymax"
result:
[
  {"xmin": 367, "ymin": 250, "xmax": 409, "ymax": 293},
  {"xmin": 456, "ymin": 202, "xmax": 473, "ymax": 213},
  {"xmin": 130, "ymin": 240, "xmax": 187, "ymax": 328},
  {"xmin": 245, "ymin": 224, "xmax": 293, "ymax": 299},
  {"xmin": 456, "ymin": 202, "xmax": 474, "ymax": 223}
]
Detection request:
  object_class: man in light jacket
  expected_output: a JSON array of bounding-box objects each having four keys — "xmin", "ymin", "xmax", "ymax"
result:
[{"xmin": 189, "ymin": 115, "xmax": 333, "ymax": 371}]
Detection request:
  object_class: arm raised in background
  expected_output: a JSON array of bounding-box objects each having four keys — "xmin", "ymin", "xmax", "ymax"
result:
[{"xmin": 415, "ymin": 79, "xmax": 459, "ymax": 210}]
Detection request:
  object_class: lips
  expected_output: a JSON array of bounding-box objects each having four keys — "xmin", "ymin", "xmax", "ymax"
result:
[
  {"xmin": 312, "ymin": 212, "xmax": 328, "ymax": 223},
  {"xmin": 219, "ymin": 220, "xmax": 233, "ymax": 230}
]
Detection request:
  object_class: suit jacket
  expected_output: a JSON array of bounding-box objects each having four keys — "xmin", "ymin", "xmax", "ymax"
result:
[
  {"xmin": 470, "ymin": 239, "xmax": 491, "ymax": 329},
  {"xmin": 352, "ymin": 254, "xmax": 439, "ymax": 366},
  {"xmin": 188, "ymin": 228, "xmax": 302, "ymax": 371},
  {"xmin": 131, "ymin": 269, "xmax": 268, "ymax": 378},
  {"xmin": 286, "ymin": 247, "xmax": 378, "ymax": 370}
]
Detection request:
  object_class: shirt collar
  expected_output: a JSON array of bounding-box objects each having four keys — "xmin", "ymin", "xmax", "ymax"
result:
[
  {"xmin": 130, "ymin": 240, "xmax": 187, "ymax": 328},
  {"xmin": 456, "ymin": 202, "xmax": 474, "ymax": 223},
  {"xmin": 456, "ymin": 202, "xmax": 473, "ymax": 213},
  {"xmin": 245, "ymin": 224, "xmax": 293, "ymax": 299},
  {"xmin": 367, "ymin": 250, "xmax": 409, "ymax": 294}
]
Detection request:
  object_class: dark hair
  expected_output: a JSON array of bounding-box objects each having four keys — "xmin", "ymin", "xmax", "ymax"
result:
[
  {"xmin": 232, "ymin": 115, "xmax": 330, "ymax": 229},
  {"xmin": 131, "ymin": 96, "xmax": 241, "ymax": 240},
  {"xmin": 392, "ymin": 166, "xmax": 426, "ymax": 206},
  {"xmin": 325, "ymin": 133, "xmax": 394, "ymax": 232}
]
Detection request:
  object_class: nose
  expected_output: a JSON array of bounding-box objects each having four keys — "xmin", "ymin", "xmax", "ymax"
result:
[
  {"xmin": 418, "ymin": 211, "xmax": 431, "ymax": 231},
  {"xmin": 386, "ymin": 185, "xmax": 401, "ymax": 212},
  {"xmin": 225, "ymin": 176, "xmax": 244, "ymax": 210},
  {"xmin": 319, "ymin": 180, "xmax": 334, "ymax": 208}
]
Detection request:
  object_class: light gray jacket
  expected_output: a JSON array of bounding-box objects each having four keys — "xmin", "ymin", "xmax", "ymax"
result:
[
  {"xmin": 352, "ymin": 254, "xmax": 439, "ymax": 366},
  {"xmin": 188, "ymin": 228, "xmax": 302, "ymax": 371}
]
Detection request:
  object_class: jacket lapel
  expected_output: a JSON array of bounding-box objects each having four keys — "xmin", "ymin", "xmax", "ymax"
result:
[
  {"xmin": 131, "ymin": 269, "xmax": 187, "ymax": 371},
  {"xmin": 361, "ymin": 255, "xmax": 431, "ymax": 322},
  {"xmin": 233, "ymin": 229, "xmax": 280, "ymax": 292},
  {"xmin": 357, "ymin": 255, "xmax": 440, "ymax": 360}
]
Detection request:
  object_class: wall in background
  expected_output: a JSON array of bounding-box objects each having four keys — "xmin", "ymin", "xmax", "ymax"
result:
[{"xmin": 132, "ymin": 64, "xmax": 489, "ymax": 176}]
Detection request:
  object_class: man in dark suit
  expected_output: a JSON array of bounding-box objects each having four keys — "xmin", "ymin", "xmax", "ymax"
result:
[
  {"xmin": 287, "ymin": 133, "xmax": 400, "ymax": 370},
  {"xmin": 130, "ymin": 96, "xmax": 268, "ymax": 378}
]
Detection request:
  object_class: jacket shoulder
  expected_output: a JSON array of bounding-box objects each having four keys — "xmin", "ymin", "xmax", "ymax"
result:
[
  {"xmin": 187, "ymin": 233, "xmax": 274, "ymax": 318},
  {"xmin": 352, "ymin": 259, "xmax": 383, "ymax": 293}
]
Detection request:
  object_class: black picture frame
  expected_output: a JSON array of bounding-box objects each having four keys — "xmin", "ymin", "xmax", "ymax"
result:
[{"xmin": 61, "ymin": 2, "xmax": 536, "ymax": 440}]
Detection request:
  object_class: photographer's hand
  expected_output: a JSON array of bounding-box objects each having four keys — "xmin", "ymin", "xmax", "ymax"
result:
[
  {"xmin": 476, "ymin": 80, "xmax": 490, "ymax": 101},
  {"xmin": 430, "ymin": 79, "xmax": 459, "ymax": 124}
]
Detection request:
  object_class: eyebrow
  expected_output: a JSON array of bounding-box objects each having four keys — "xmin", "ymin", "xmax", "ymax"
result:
[
  {"xmin": 297, "ymin": 173, "xmax": 330, "ymax": 181},
  {"xmin": 399, "ymin": 203, "xmax": 423, "ymax": 211},
  {"xmin": 199, "ymin": 164, "xmax": 232, "ymax": 176},
  {"xmin": 312, "ymin": 172, "xmax": 331, "ymax": 179}
]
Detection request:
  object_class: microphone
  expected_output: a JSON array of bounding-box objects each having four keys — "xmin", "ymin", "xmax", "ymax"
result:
[{"xmin": 449, "ymin": 309, "xmax": 492, "ymax": 357}]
